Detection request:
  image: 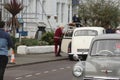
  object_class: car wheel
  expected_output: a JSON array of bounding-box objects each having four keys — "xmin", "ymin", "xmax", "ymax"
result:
[{"xmin": 68, "ymin": 55, "xmax": 73, "ymax": 61}]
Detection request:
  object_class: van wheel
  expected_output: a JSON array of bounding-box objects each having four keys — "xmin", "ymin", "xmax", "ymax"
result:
[{"xmin": 68, "ymin": 55, "xmax": 73, "ymax": 61}]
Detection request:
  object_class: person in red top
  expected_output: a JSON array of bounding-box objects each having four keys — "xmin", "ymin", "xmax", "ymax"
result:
[{"xmin": 54, "ymin": 25, "xmax": 64, "ymax": 57}]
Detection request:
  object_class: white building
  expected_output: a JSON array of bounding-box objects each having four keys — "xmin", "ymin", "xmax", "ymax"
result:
[{"xmin": 0, "ymin": 0, "xmax": 72, "ymax": 38}]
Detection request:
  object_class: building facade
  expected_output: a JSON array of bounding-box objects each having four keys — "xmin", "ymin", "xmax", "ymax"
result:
[
  {"xmin": 0, "ymin": 0, "xmax": 72, "ymax": 38},
  {"xmin": 72, "ymin": 0, "xmax": 79, "ymax": 15}
]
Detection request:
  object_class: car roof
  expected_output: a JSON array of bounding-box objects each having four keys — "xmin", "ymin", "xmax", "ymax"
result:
[
  {"xmin": 74, "ymin": 27, "xmax": 105, "ymax": 31},
  {"xmin": 93, "ymin": 34, "xmax": 120, "ymax": 41}
]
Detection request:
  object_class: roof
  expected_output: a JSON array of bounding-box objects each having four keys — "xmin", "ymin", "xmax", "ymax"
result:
[
  {"xmin": 74, "ymin": 27, "xmax": 105, "ymax": 31},
  {"xmin": 93, "ymin": 34, "xmax": 120, "ymax": 41}
]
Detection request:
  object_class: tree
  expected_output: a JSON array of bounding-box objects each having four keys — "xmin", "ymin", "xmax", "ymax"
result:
[
  {"xmin": 4, "ymin": 0, "xmax": 23, "ymax": 37},
  {"xmin": 78, "ymin": 0, "xmax": 120, "ymax": 28}
]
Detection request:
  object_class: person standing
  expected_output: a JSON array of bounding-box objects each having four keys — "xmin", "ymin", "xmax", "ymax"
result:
[
  {"xmin": 106, "ymin": 26, "xmax": 113, "ymax": 33},
  {"xmin": 0, "ymin": 21, "xmax": 13, "ymax": 80},
  {"xmin": 72, "ymin": 14, "xmax": 81, "ymax": 27},
  {"xmin": 54, "ymin": 24, "xmax": 64, "ymax": 57}
]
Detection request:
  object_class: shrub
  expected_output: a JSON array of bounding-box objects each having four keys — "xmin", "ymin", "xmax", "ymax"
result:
[
  {"xmin": 20, "ymin": 38, "xmax": 39, "ymax": 46},
  {"xmin": 41, "ymin": 31, "xmax": 54, "ymax": 45},
  {"xmin": 11, "ymin": 31, "xmax": 54, "ymax": 50},
  {"xmin": 39, "ymin": 41, "xmax": 49, "ymax": 46},
  {"xmin": 10, "ymin": 36, "xmax": 19, "ymax": 50},
  {"xmin": 21, "ymin": 38, "xmax": 50, "ymax": 46}
]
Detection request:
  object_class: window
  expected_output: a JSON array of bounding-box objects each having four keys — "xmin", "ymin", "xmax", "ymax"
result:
[
  {"xmin": 91, "ymin": 40, "xmax": 120, "ymax": 56},
  {"xmin": 74, "ymin": 30, "xmax": 98, "ymax": 36},
  {"xmin": 64, "ymin": 29, "xmax": 73, "ymax": 38}
]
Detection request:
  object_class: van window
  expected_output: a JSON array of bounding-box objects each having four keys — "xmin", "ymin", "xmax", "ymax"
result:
[{"xmin": 74, "ymin": 30, "xmax": 98, "ymax": 36}]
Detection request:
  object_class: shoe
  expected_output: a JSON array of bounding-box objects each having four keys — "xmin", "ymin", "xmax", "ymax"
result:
[
  {"xmin": 56, "ymin": 54, "xmax": 62, "ymax": 57},
  {"xmin": 55, "ymin": 55, "xmax": 59, "ymax": 57},
  {"xmin": 58, "ymin": 54, "xmax": 62, "ymax": 56}
]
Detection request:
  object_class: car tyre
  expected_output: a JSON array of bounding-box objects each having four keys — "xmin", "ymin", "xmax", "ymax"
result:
[{"xmin": 68, "ymin": 55, "xmax": 73, "ymax": 61}]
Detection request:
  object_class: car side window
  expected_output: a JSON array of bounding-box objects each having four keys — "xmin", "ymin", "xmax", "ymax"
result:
[{"xmin": 64, "ymin": 30, "xmax": 73, "ymax": 38}]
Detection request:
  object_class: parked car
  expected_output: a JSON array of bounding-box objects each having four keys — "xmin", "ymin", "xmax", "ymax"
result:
[
  {"xmin": 68, "ymin": 27, "xmax": 106, "ymax": 60},
  {"xmin": 72, "ymin": 34, "xmax": 120, "ymax": 80}
]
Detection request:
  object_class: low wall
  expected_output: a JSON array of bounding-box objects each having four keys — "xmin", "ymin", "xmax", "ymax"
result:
[{"xmin": 17, "ymin": 45, "xmax": 54, "ymax": 54}]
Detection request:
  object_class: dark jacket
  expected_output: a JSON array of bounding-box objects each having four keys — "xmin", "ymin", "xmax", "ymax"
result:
[{"xmin": 0, "ymin": 29, "xmax": 13, "ymax": 56}]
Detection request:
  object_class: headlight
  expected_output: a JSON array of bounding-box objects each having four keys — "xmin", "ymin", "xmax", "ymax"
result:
[{"xmin": 72, "ymin": 66, "xmax": 83, "ymax": 77}]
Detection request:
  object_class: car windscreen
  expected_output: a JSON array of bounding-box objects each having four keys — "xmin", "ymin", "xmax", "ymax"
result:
[
  {"xmin": 91, "ymin": 39, "xmax": 120, "ymax": 56},
  {"xmin": 74, "ymin": 30, "xmax": 98, "ymax": 36}
]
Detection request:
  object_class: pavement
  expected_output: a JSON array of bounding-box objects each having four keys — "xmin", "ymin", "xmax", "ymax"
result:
[{"xmin": 7, "ymin": 52, "xmax": 68, "ymax": 68}]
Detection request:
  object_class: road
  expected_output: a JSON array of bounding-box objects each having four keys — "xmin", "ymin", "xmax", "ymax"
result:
[{"xmin": 4, "ymin": 60, "xmax": 76, "ymax": 80}]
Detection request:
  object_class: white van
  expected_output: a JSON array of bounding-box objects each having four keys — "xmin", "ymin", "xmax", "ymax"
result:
[{"xmin": 68, "ymin": 27, "xmax": 106, "ymax": 60}]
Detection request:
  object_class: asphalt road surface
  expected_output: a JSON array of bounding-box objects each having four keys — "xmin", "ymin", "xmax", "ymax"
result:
[{"xmin": 4, "ymin": 60, "xmax": 76, "ymax": 80}]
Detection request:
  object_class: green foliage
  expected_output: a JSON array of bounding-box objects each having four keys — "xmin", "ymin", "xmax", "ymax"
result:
[
  {"xmin": 20, "ymin": 38, "xmax": 50, "ymax": 46},
  {"xmin": 13, "ymin": 38, "xmax": 50, "ymax": 47},
  {"xmin": 41, "ymin": 31, "xmax": 54, "ymax": 45},
  {"xmin": 78, "ymin": 0, "xmax": 120, "ymax": 28},
  {"xmin": 10, "ymin": 36, "xmax": 19, "ymax": 53},
  {"xmin": 10, "ymin": 31, "xmax": 54, "ymax": 52},
  {"xmin": 39, "ymin": 41, "xmax": 49, "ymax": 46},
  {"xmin": 4, "ymin": 0, "xmax": 24, "ymax": 37},
  {"xmin": 20, "ymin": 38, "xmax": 39, "ymax": 46},
  {"xmin": 11, "ymin": 32, "xmax": 54, "ymax": 47},
  {"xmin": 10, "ymin": 36, "xmax": 19, "ymax": 48}
]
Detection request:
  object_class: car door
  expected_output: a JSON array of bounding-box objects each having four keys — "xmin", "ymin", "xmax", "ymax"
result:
[{"xmin": 61, "ymin": 29, "xmax": 73, "ymax": 53}]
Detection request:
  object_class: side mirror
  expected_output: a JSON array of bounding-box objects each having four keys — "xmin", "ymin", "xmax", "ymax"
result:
[{"xmin": 73, "ymin": 54, "xmax": 81, "ymax": 61}]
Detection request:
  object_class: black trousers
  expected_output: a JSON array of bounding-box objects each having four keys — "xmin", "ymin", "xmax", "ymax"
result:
[
  {"xmin": 0, "ymin": 55, "xmax": 8, "ymax": 80},
  {"xmin": 57, "ymin": 40, "xmax": 61, "ymax": 55}
]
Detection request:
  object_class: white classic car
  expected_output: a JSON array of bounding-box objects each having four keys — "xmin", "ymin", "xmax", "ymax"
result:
[
  {"xmin": 68, "ymin": 27, "xmax": 106, "ymax": 60},
  {"xmin": 72, "ymin": 34, "xmax": 120, "ymax": 80}
]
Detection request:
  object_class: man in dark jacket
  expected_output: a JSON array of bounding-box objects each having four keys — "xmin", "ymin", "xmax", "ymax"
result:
[
  {"xmin": 0, "ymin": 21, "xmax": 14, "ymax": 80},
  {"xmin": 54, "ymin": 25, "xmax": 64, "ymax": 57},
  {"xmin": 72, "ymin": 14, "xmax": 81, "ymax": 27}
]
